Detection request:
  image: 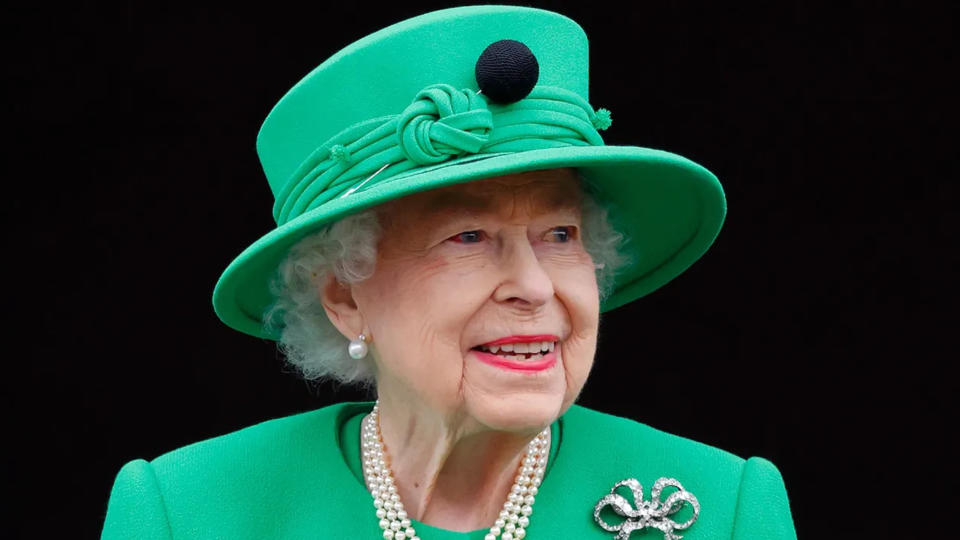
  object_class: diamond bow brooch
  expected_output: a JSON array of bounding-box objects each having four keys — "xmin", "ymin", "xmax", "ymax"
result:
[{"xmin": 593, "ymin": 477, "xmax": 700, "ymax": 540}]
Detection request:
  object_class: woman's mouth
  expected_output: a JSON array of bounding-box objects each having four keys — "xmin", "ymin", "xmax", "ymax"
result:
[
  {"xmin": 469, "ymin": 340, "xmax": 558, "ymax": 371},
  {"xmin": 473, "ymin": 340, "xmax": 556, "ymax": 360}
]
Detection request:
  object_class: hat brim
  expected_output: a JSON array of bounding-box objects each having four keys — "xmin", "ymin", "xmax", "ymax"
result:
[{"xmin": 213, "ymin": 144, "xmax": 726, "ymax": 340}]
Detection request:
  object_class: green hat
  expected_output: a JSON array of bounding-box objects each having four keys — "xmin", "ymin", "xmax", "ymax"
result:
[{"xmin": 213, "ymin": 5, "xmax": 726, "ymax": 340}]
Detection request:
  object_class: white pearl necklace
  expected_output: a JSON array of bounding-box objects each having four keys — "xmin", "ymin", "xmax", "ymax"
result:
[{"xmin": 361, "ymin": 401, "xmax": 551, "ymax": 540}]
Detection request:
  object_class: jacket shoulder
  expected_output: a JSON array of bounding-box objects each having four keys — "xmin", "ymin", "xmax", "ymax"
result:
[
  {"xmin": 146, "ymin": 400, "xmax": 373, "ymax": 489},
  {"xmin": 103, "ymin": 401, "xmax": 373, "ymax": 539},
  {"xmin": 150, "ymin": 402, "xmax": 347, "ymax": 469},
  {"xmin": 730, "ymin": 455, "xmax": 797, "ymax": 539},
  {"xmin": 557, "ymin": 404, "xmax": 796, "ymax": 539},
  {"xmin": 562, "ymin": 403, "xmax": 748, "ymax": 468}
]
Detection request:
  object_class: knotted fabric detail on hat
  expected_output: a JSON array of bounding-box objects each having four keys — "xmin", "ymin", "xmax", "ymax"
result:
[
  {"xmin": 397, "ymin": 84, "xmax": 493, "ymax": 165},
  {"xmin": 273, "ymin": 84, "xmax": 611, "ymax": 226}
]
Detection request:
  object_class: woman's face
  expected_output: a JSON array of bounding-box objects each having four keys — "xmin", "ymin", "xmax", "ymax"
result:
[{"xmin": 350, "ymin": 167, "xmax": 599, "ymax": 432}]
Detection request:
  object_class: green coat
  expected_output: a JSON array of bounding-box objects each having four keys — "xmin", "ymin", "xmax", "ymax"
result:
[{"xmin": 101, "ymin": 401, "xmax": 797, "ymax": 539}]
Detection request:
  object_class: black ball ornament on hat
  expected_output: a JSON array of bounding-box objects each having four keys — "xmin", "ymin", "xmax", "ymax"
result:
[{"xmin": 475, "ymin": 39, "xmax": 540, "ymax": 104}]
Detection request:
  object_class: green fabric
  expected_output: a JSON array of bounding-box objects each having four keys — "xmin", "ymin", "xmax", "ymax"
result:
[
  {"xmin": 211, "ymin": 5, "xmax": 727, "ymax": 340},
  {"xmin": 272, "ymin": 84, "xmax": 609, "ymax": 226},
  {"xmin": 101, "ymin": 401, "xmax": 797, "ymax": 539}
]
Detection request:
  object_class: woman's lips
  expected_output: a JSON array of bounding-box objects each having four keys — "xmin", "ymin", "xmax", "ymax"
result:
[
  {"xmin": 470, "ymin": 348, "xmax": 558, "ymax": 372},
  {"xmin": 481, "ymin": 334, "xmax": 559, "ymax": 347}
]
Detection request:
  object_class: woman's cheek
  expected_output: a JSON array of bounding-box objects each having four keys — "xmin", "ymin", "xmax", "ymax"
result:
[
  {"xmin": 553, "ymin": 256, "xmax": 600, "ymax": 379},
  {"xmin": 546, "ymin": 256, "xmax": 600, "ymax": 302},
  {"xmin": 411, "ymin": 246, "xmax": 493, "ymax": 280}
]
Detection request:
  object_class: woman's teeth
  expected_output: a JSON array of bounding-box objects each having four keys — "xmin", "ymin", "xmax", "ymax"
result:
[{"xmin": 476, "ymin": 340, "xmax": 556, "ymax": 361}]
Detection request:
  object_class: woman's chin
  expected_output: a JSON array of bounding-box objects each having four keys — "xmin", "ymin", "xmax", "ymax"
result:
[
  {"xmin": 463, "ymin": 393, "xmax": 564, "ymax": 434},
  {"xmin": 460, "ymin": 348, "xmax": 571, "ymax": 431}
]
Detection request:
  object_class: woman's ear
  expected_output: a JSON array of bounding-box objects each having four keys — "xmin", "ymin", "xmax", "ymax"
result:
[{"xmin": 319, "ymin": 273, "xmax": 364, "ymax": 340}]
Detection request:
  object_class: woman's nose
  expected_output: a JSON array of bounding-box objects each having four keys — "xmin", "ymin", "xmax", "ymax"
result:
[{"xmin": 492, "ymin": 234, "xmax": 554, "ymax": 308}]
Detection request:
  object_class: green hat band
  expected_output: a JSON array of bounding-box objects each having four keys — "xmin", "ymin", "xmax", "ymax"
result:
[{"xmin": 272, "ymin": 83, "xmax": 612, "ymax": 226}]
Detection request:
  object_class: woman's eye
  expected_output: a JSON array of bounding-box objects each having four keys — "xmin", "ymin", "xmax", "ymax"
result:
[
  {"xmin": 448, "ymin": 227, "xmax": 575, "ymax": 244},
  {"xmin": 545, "ymin": 226, "xmax": 575, "ymax": 243},
  {"xmin": 449, "ymin": 230, "xmax": 485, "ymax": 243}
]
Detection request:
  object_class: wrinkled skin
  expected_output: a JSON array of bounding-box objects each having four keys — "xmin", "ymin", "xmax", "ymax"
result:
[{"xmin": 321, "ymin": 167, "xmax": 600, "ymax": 531}]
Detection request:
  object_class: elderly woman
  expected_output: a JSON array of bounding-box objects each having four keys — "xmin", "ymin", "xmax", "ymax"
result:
[{"xmin": 102, "ymin": 5, "xmax": 796, "ymax": 539}]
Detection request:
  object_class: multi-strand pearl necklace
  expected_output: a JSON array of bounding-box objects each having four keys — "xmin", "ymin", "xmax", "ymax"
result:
[{"xmin": 361, "ymin": 401, "xmax": 551, "ymax": 540}]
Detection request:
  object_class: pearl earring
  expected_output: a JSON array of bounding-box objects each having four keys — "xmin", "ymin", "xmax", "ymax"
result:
[{"xmin": 348, "ymin": 333, "xmax": 368, "ymax": 359}]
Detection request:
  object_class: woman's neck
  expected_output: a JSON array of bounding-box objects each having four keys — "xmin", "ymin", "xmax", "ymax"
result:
[{"xmin": 375, "ymin": 394, "xmax": 544, "ymax": 532}]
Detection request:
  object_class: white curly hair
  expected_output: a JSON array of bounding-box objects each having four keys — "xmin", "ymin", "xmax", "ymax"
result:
[{"xmin": 263, "ymin": 169, "xmax": 632, "ymax": 388}]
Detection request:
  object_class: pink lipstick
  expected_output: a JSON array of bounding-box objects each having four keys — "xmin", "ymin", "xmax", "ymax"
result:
[
  {"xmin": 471, "ymin": 349, "xmax": 557, "ymax": 372},
  {"xmin": 481, "ymin": 334, "xmax": 559, "ymax": 347}
]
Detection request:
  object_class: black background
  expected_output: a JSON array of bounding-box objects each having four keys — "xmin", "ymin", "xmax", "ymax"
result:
[{"xmin": 9, "ymin": 1, "xmax": 954, "ymax": 538}]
